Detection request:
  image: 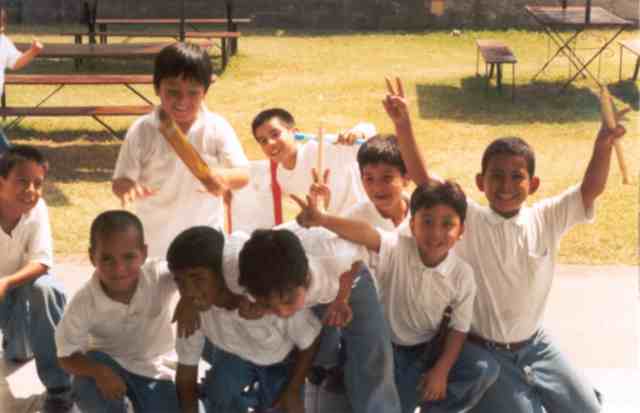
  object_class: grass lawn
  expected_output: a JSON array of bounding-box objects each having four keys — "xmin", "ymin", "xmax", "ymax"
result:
[{"xmin": 4, "ymin": 26, "xmax": 639, "ymax": 264}]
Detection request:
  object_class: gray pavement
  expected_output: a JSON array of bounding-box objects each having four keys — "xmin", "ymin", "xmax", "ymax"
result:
[{"xmin": 1, "ymin": 258, "xmax": 638, "ymax": 412}]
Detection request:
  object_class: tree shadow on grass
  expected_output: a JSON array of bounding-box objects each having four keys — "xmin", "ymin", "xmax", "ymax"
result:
[
  {"xmin": 608, "ymin": 80, "xmax": 639, "ymax": 111},
  {"xmin": 416, "ymin": 76, "xmax": 606, "ymax": 125}
]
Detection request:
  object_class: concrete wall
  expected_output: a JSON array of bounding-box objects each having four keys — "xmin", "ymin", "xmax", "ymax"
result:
[{"xmin": 11, "ymin": 0, "xmax": 640, "ymax": 28}]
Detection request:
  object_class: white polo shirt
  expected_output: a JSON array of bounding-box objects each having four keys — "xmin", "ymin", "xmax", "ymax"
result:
[
  {"xmin": 0, "ymin": 35, "xmax": 21, "ymax": 98},
  {"xmin": 276, "ymin": 123, "xmax": 376, "ymax": 216},
  {"xmin": 222, "ymin": 226, "xmax": 368, "ymax": 308},
  {"xmin": 377, "ymin": 230, "xmax": 476, "ymax": 346},
  {"xmin": 454, "ymin": 185, "xmax": 594, "ymax": 343},
  {"xmin": 176, "ymin": 305, "xmax": 321, "ymax": 367},
  {"xmin": 113, "ymin": 106, "xmax": 249, "ymax": 259},
  {"xmin": 55, "ymin": 260, "xmax": 178, "ymax": 379},
  {"xmin": 0, "ymin": 199, "xmax": 53, "ymax": 277}
]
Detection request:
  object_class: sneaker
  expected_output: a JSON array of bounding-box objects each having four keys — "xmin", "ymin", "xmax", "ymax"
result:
[{"xmin": 43, "ymin": 387, "xmax": 74, "ymax": 413}]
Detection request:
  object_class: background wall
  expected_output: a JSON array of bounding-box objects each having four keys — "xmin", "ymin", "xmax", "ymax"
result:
[{"xmin": 5, "ymin": 0, "xmax": 639, "ymax": 28}]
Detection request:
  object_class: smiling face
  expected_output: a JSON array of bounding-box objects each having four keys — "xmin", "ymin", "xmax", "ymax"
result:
[
  {"xmin": 410, "ymin": 204, "xmax": 464, "ymax": 267},
  {"xmin": 0, "ymin": 160, "xmax": 46, "ymax": 219},
  {"xmin": 361, "ymin": 162, "xmax": 410, "ymax": 218},
  {"xmin": 90, "ymin": 227, "xmax": 147, "ymax": 303},
  {"xmin": 173, "ymin": 266, "xmax": 229, "ymax": 312},
  {"xmin": 476, "ymin": 154, "xmax": 539, "ymax": 218},
  {"xmin": 155, "ymin": 75, "xmax": 206, "ymax": 132},
  {"xmin": 253, "ymin": 117, "xmax": 298, "ymax": 168}
]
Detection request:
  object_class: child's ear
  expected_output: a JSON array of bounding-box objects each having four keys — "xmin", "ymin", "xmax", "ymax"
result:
[
  {"xmin": 529, "ymin": 176, "xmax": 540, "ymax": 195},
  {"xmin": 458, "ymin": 222, "xmax": 465, "ymax": 239},
  {"xmin": 475, "ymin": 173, "xmax": 485, "ymax": 192},
  {"xmin": 88, "ymin": 248, "xmax": 96, "ymax": 267}
]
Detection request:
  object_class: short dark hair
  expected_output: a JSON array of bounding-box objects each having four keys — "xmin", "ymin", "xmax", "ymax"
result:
[
  {"xmin": 0, "ymin": 145, "xmax": 48, "ymax": 178},
  {"xmin": 251, "ymin": 108, "xmax": 296, "ymax": 137},
  {"xmin": 357, "ymin": 134, "xmax": 407, "ymax": 175},
  {"xmin": 481, "ymin": 137, "xmax": 535, "ymax": 177},
  {"xmin": 89, "ymin": 210, "xmax": 145, "ymax": 253},
  {"xmin": 239, "ymin": 229, "xmax": 309, "ymax": 299},
  {"xmin": 167, "ymin": 226, "xmax": 225, "ymax": 278},
  {"xmin": 410, "ymin": 180, "xmax": 467, "ymax": 224},
  {"xmin": 153, "ymin": 42, "xmax": 213, "ymax": 92}
]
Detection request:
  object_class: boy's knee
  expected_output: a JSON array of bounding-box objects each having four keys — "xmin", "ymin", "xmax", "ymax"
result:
[{"xmin": 29, "ymin": 275, "xmax": 66, "ymax": 307}]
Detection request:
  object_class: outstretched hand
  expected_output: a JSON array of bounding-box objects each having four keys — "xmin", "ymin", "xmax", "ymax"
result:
[
  {"xmin": 30, "ymin": 38, "xmax": 44, "ymax": 55},
  {"xmin": 291, "ymin": 193, "xmax": 325, "ymax": 228},
  {"xmin": 383, "ymin": 76, "xmax": 410, "ymax": 126},
  {"xmin": 597, "ymin": 107, "xmax": 629, "ymax": 145}
]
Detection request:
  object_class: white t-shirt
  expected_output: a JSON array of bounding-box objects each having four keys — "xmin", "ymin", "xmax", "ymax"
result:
[
  {"xmin": 377, "ymin": 230, "xmax": 476, "ymax": 346},
  {"xmin": 222, "ymin": 226, "xmax": 367, "ymax": 308},
  {"xmin": 454, "ymin": 185, "xmax": 594, "ymax": 343},
  {"xmin": 55, "ymin": 260, "xmax": 178, "ymax": 379},
  {"xmin": 276, "ymin": 123, "xmax": 376, "ymax": 216},
  {"xmin": 0, "ymin": 34, "xmax": 21, "ymax": 98},
  {"xmin": 113, "ymin": 106, "xmax": 249, "ymax": 259},
  {"xmin": 176, "ymin": 305, "xmax": 321, "ymax": 367},
  {"xmin": 0, "ymin": 199, "xmax": 53, "ymax": 277}
]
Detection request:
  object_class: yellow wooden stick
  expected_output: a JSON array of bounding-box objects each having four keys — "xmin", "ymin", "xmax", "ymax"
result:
[
  {"xmin": 317, "ymin": 126, "xmax": 325, "ymax": 211},
  {"xmin": 600, "ymin": 86, "xmax": 630, "ymax": 184}
]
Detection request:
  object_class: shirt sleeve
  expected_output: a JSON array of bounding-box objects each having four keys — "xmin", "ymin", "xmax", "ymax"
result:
[
  {"xmin": 25, "ymin": 200, "xmax": 53, "ymax": 268},
  {"xmin": 210, "ymin": 115, "xmax": 249, "ymax": 168},
  {"xmin": 449, "ymin": 262, "xmax": 477, "ymax": 333},
  {"xmin": 55, "ymin": 292, "xmax": 91, "ymax": 357},
  {"xmin": 285, "ymin": 309, "xmax": 322, "ymax": 351},
  {"xmin": 175, "ymin": 328, "xmax": 206, "ymax": 366},
  {"xmin": 113, "ymin": 124, "xmax": 143, "ymax": 181},
  {"xmin": 376, "ymin": 229, "xmax": 400, "ymax": 283},
  {"xmin": 3, "ymin": 37, "xmax": 21, "ymax": 70}
]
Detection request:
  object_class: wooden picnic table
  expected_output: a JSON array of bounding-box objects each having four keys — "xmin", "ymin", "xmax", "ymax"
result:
[{"xmin": 15, "ymin": 41, "xmax": 211, "ymax": 59}]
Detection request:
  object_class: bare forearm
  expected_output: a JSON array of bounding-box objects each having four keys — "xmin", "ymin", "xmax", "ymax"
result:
[
  {"xmin": 176, "ymin": 365, "xmax": 199, "ymax": 413},
  {"xmin": 394, "ymin": 120, "xmax": 431, "ymax": 186},
  {"xmin": 286, "ymin": 337, "xmax": 320, "ymax": 393},
  {"xmin": 215, "ymin": 167, "xmax": 249, "ymax": 190},
  {"xmin": 6, "ymin": 262, "xmax": 47, "ymax": 289},
  {"xmin": 432, "ymin": 330, "xmax": 466, "ymax": 375},
  {"xmin": 581, "ymin": 135, "xmax": 614, "ymax": 210},
  {"xmin": 59, "ymin": 353, "xmax": 109, "ymax": 380},
  {"xmin": 319, "ymin": 214, "xmax": 381, "ymax": 252},
  {"xmin": 13, "ymin": 49, "xmax": 38, "ymax": 70}
]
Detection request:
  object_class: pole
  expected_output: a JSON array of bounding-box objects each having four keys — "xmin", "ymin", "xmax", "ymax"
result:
[{"xmin": 179, "ymin": 0, "xmax": 185, "ymax": 42}]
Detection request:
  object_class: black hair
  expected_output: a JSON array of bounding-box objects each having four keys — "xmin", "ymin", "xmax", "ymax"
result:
[
  {"xmin": 357, "ymin": 134, "xmax": 407, "ymax": 175},
  {"xmin": 167, "ymin": 226, "xmax": 225, "ymax": 278},
  {"xmin": 410, "ymin": 180, "xmax": 467, "ymax": 224},
  {"xmin": 0, "ymin": 145, "xmax": 48, "ymax": 178},
  {"xmin": 481, "ymin": 137, "xmax": 535, "ymax": 177},
  {"xmin": 153, "ymin": 42, "xmax": 213, "ymax": 92},
  {"xmin": 251, "ymin": 108, "xmax": 296, "ymax": 137},
  {"xmin": 238, "ymin": 229, "xmax": 310, "ymax": 299},
  {"xmin": 89, "ymin": 210, "xmax": 145, "ymax": 253}
]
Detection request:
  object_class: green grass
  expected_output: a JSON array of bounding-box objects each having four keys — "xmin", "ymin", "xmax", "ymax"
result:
[{"xmin": 5, "ymin": 26, "xmax": 639, "ymax": 264}]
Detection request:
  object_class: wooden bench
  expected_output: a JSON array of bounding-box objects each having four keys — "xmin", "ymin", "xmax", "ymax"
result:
[
  {"xmin": 476, "ymin": 40, "xmax": 517, "ymax": 100},
  {"xmin": 61, "ymin": 31, "xmax": 240, "ymax": 70},
  {"xmin": 618, "ymin": 39, "xmax": 640, "ymax": 81}
]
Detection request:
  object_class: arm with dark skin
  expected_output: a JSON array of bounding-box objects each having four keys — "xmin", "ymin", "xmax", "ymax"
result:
[
  {"xmin": 176, "ymin": 363, "xmax": 199, "ymax": 413},
  {"xmin": 418, "ymin": 330, "xmax": 466, "ymax": 401},
  {"xmin": 272, "ymin": 337, "xmax": 321, "ymax": 413},
  {"xmin": 59, "ymin": 353, "xmax": 127, "ymax": 401}
]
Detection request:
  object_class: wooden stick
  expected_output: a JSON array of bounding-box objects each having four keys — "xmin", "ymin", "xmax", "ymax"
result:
[
  {"xmin": 600, "ymin": 86, "xmax": 630, "ymax": 184},
  {"xmin": 317, "ymin": 126, "xmax": 325, "ymax": 211}
]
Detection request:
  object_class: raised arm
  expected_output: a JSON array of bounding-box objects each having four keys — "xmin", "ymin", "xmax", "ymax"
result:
[
  {"xmin": 176, "ymin": 363, "xmax": 199, "ymax": 413},
  {"xmin": 291, "ymin": 194, "xmax": 381, "ymax": 253},
  {"xmin": 580, "ymin": 116, "xmax": 627, "ymax": 211},
  {"xmin": 13, "ymin": 39, "xmax": 42, "ymax": 70},
  {"xmin": 383, "ymin": 77, "xmax": 433, "ymax": 186}
]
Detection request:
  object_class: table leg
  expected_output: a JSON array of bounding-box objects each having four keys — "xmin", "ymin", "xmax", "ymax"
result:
[
  {"xmin": 221, "ymin": 38, "xmax": 228, "ymax": 71},
  {"xmin": 496, "ymin": 63, "xmax": 503, "ymax": 92},
  {"xmin": 619, "ymin": 44, "xmax": 623, "ymax": 81},
  {"xmin": 532, "ymin": 28, "xmax": 581, "ymax": 81}
]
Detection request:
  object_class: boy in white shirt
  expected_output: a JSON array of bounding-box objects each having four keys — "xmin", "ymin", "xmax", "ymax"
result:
[
  {"xmin": 385, "ymin": 77, "xmax": 627, "ymax": 412},
  {"xmin": 294, "ymin": 180, "xmax": 499, "ymax": 413},
  {"xmin": 251, "ymin": 107, "xmax": 375, "ymax": 217},
  {"xmin": 0, "ymin": 146, "xmax": 72, "ymax": 412},
  {"xmin": 112, "ymin": 42, "xmax": 249, "ymax": 259},
  {"xmin": 234, "ymin": 227, "xmax": 402, "ymax": 413},
  {"xmin": 170, "ymin": 226, "xmax": 321, "ymax": 413},
  {"xmin": 55, "ymin": 210, "xmax": 180, "ymax": 412},
  {"xmin": 0, "ymin": 9, "xmax": 43, "ymax": 153}
]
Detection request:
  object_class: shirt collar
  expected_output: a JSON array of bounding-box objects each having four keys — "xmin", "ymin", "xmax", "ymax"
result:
[{"xmin": 481, "ymin": 203, "xmax": 529, "ymax": 226}]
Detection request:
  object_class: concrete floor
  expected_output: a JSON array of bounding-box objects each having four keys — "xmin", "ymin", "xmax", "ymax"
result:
[{"xmin": 1, "ymin": 258, "xmax": 638, "ymax": 412}]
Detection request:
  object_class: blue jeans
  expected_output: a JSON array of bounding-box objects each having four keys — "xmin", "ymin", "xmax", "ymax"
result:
[
  {"xmin": 394, "ymin": 340, "xmax": 499, "ymax": 413},
  {"xmin": 201, "ymin": 348, "xmax": 298, "ymax": 413},
  {"xmin": 0, "ymin": 272, "xmax": 71, "ymax": 390},
  {"xmin": 312, "ymin": 267, "xmax": 401, "ymax": 413},
  {"xmin": 0, "ymin": 128, "xmax": 10, "ymax": 155},
  {"xmin": 470, "ymin": 329, "xmax": 601, "ymax": 413},
  {"xmin": 73, "ymin": 351, "xmax": 180, "ymax": 413}
]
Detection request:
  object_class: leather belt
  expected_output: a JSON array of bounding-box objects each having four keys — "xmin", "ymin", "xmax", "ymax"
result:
[{"xmin": 468, "ymin": 332, "xmax": 536, "ymax": 352}]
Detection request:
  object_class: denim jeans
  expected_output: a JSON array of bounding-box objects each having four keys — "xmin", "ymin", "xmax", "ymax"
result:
[
  {"xmin": 312, "ymin": 266, "xmax": 401, "ymax": 413},
  {"xmin": 73, "ymin": 351, "xmax": 180, "ymax": 413},
  {"xmin": 394, "ymin": 340, "xmax": 499, "ymax": 413},
  {"xmin": 0, "ymin": 272, "xmax": 71, "ymax": 390},
  {"xmin": 201, "ymin": 348, "xmax": 297, "ymax": 413},
  {"xmin": 0, "ymin": 128, "xmax": 10, "ymax": 155},
  {"xmin": 470, "ymin": 329, "xmax": 601, "ymax": 413}
]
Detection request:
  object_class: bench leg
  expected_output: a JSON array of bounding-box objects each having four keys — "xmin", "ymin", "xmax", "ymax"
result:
[
  {"xmin": 512, "ymin": 63, "xmax": 516, "ymax": 102},
  {"xmin": 633, "ymin": 57, "xmax": 640, "ymax": 81},
  {"xmin": 496, "ymin": 63, "xmax": 503, "ymax": 93},
  {"xmin": 221, "ymin": 38, "xmax": 228, "ymax": 71},
  {"xmin": 91, "ymin": 116, "xmax": 123, "ymax": 140},
  {"xmin": 619, "ymin": 44, "xmax": 624, "ymax": 82},
  {"xmin": 476, "ymin": 47, "xmax": 479, "ymax": 76}
]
